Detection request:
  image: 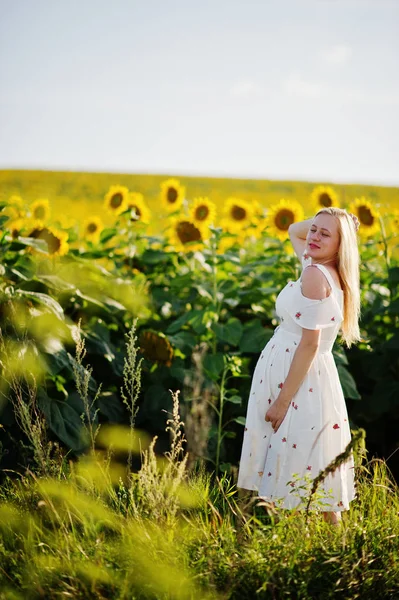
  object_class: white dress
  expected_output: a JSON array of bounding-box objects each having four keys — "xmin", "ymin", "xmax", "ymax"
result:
[{"xmin": 237, "ymin": 251, "xmax": 356, "ymax": 511}]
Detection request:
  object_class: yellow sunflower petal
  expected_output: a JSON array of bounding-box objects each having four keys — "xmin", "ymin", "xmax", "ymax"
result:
[
  {"xmin": 168, "ymin": 218, "xmax": 208, "ymax": 252},
  {"xmin": 127, "ymin": 192, "xmax": 151, "ymax": 224},
  {"xmin": 82, "ymin": 216, "xmax": 104, "ymax": 244},
  {"xmin": 188, "ymin": 197, "xmax": 217, "ymax": 227},
  {"xmin": 310, "ymin": 185, "xmax": 340, "ymax": 211},
  {"xmin": 221, "ymin": 197, "xmax": 255, "ymax": 232},
  {"xmin": 348, "ymin": 197, "xmax": 380, "ymax": 238},
  {"xmin": 265, "ymin": 198, "xmax": 305, "ymax": 241},
  {"xmin": 104, "ymin": 185, "xmax": 130, "ymax": 216},
  {"xmin": 30, "ymin": 199, "xmax": 51, "ymax": 222},
  {"xmin": 160, "ymin": 178, "xmax": 185, "ymax": 212},
  {"xmin": 27, "ymin": 224, "xmax": 69, "ymax": 256}
]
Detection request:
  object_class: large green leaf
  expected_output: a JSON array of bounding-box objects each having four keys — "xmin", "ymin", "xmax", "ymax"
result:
[
  {"xmin": 212, "ymin": 318, "xmax": 243, "ymax": 346},
  {"xmin": 141, "ymin": 249, "xmax": 171, "ymax": 265},
  {"xmin": 239, "ymin": 319, "xmax": 273, "ymax": 353},
  {"xmin": 37, "ymin": 388, "xmax": 89, "ymax": 452},
  {"xmin": 168, "ymin": 331, "xmax": 197, "ymax": 352},
  {"xmin": 16, "ymin": 289, "xmax": 64, "ymax": 319},
  {"xmin": 337, "ymin": 365, "xmax": 361, "ymax": 400},
  {"xmin": 203, "ymin": 353, "xmax": 225, "ymax": 381},
  {"xmin": 166, "ymin": 312, "xmax": 193, "ymax": 334},
  {"xmin": 97, "ymin": 391, "xmax": 126, "ymax": 422}
]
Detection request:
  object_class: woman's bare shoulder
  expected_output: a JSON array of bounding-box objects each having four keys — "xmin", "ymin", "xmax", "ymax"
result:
[{"xmin": 301, "ymin": 265, "xmax": 330, "ymax": 299}]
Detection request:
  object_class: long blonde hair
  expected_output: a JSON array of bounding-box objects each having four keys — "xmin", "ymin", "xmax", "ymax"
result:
[{"xmin": 315, "ymin": 207, "xmax": 362, "ymax": 349}]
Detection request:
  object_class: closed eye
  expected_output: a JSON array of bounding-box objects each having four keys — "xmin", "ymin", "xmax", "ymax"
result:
[{"xmin": 311, "ymin": 229, "xmax": 329, "ymax": 236}]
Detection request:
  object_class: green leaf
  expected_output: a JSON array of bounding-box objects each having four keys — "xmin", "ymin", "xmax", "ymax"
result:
[
  {"xmin": 239, "ymin": 319, "xmax": 273, "ymax": 353},
  {"xmin": 225, "ymin": 395, "xmax": 242, "ymax": 405},
  {"xmin": 37, "ymin": 389, "xmax": 89, "ymax": 452},
  {"xmin": 166, "ymin": 312, "xmax": 193, "ymax": 334},
  {"xmin": 337, "ymin": 365, "xmax": 361, "ymax": 400},
  {"xmin": 141, "ymin": 249, "xmax": 171, "ymax": 264},
  {"xmin": 44, "ymin": 348, "xmax": 74, "ymax": 377},
  {"xmin": 234, "ymin": 416, "xmax": 246, "ymax": 426},
  {"xmin": 203, "ymin": 353, "xmax": 225, "ymax": 381},
  {"xmin": 97, "ymin": 391, "xmax": 126, "ymax": 422},
  {"xmin": 333, "ymin": 346, "xmax": 349, "ymax": 366},
  {"xmin": 168, "ymin": 331, "xmax": 197, "ymax": 351},
  {"xmin": 16, "ymin": 289, "xmax": 64, "ymax": 319},
  {"xmin": 212, "ymin": 318, "xmax": 243, "ymax": 346},
  {"xmin": 100, "ymin": 228, "xmax": 117, "ymax": 244}
]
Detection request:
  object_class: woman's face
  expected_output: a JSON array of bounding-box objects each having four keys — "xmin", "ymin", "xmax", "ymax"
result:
[{"xmin": 306, "ymin": 213, "xmax": 340, "ymax": 264}]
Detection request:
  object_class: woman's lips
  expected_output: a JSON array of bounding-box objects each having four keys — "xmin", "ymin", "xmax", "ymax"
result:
[{"xmin": 309, "ymin": 243, "xmax": 320, "ymax": 249}]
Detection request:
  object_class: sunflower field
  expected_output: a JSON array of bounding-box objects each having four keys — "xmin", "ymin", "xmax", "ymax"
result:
[{"xmin": 0, "ymin": 169, "xmax": 399, "ymax": 597}]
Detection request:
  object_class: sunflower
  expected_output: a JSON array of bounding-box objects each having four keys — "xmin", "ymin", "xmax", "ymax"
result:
[
  {"xmin": 9, "ymin": 195, "xmax": 24, "ymax": 211},
  {"xmin": 390, "ymin": 209, "xmax": 399, "ymax": 236},
  {"xmin": 160, "ymin": 178, "xmax": 185, "ymax": 212},
  {"xmin": 27, "ymin": 223, "xmax": 69, "ymax": 256},
  {"xmin": 217, "ymin": 231, "xmax": 243, "ymax": 254},
  {"xmin": 3, "ymin": 195, "xmax": 25, "ymax": 221},
  {"xmin": 139, "ymin": 330, "xmax": 174, "ymax": 367},
  {"xmin": 221, "ymin": 197, "xmax": 255, "ymax": 233},
  {"xmin": 6, "ymin": 218, "xmax": 25, "ymax": 239},
  {"xmin": 168, "ymin": 217, "xmax": 208, "ymax": 252},
  {"xmin": 188, "ymin": 197, "xmax": 217, "ymax": 227},
  {"xmin": 265, "ymin": 199, "xmax": 305, "ymax": 241},
  {"xmin": 127, "ymin": 192, "xmax": 151, "ymax": 224},
  {"xmin": 348, "ymin": 197, "xmax": 380, "ymax": 238},
  {"xmin": 104, "ymin": 185, "xmax": 130, "ymax": 216},
  {"xmin": 310, "ymin": 186, "xmax": 340, "ymax": 211},
  {"xmin": 82, "ymin": 216, "xmax": 104, "ymax": 244},
  {"xmin": 30, "ymin": 199, "xmax": 51, "ymax": 222}
]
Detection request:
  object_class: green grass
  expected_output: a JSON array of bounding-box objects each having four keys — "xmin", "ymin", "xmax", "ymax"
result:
[{"xmin": 0, "ymin": 404, "xmax": 398, "ymax": 599}]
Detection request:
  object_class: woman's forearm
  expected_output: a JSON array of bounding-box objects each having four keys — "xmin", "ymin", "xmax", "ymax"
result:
[
  {"xmin": 276, "ymin": 342, "xmax": 319, "ymax": 407},
  {"xmin": 288, "ymin": 218, "xmax": 314, "ymax": 240}
]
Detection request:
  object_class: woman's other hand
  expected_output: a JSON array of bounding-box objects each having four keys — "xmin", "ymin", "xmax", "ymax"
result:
[{"xmin": 265, "ymin": 399, "xmax": 290, "ymax": 433}]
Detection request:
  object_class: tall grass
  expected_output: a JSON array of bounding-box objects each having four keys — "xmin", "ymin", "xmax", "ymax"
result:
[{"xmin": 0, "ymin": 326, "xmax": 398, "ymax": 599}]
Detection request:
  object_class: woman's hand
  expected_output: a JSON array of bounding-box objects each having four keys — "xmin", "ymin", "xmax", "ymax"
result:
[
  {"xmin": 348, "ymin": 212, "xmax": 360, "ymax": 232},
  {"xmin": 265, "ymin": 398, "xmax": 290, "ymax": 433}
]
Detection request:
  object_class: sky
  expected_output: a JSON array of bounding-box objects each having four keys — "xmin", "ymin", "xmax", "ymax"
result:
[{"xmin": 0, "ymin": 0, "xmax": 398, "ymax": 185}]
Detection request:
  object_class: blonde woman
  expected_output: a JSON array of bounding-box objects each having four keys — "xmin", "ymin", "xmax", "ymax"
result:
[{"xmin": 237, "ymin": 208, "xmax": 361, "ymax": 525}]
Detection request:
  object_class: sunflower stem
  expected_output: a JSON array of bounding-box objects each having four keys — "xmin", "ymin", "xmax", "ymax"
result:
[
  {"xmin": 211, "ymin": 231, "xmax": 219, "ymax": 355},
  {"xmin": 215, "ymin": 360, "xmax": 228, "ymax": 476}
]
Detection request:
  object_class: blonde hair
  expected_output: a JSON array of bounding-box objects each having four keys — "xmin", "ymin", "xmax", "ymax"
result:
[{"xmin": 315, "ymin": 207, "xmax": 362, "ymax": 349}]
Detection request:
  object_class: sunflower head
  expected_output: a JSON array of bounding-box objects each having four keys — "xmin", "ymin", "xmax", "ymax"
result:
[
  {"xmin": 160, "ymin": 178, "xmax": 185, "ymax": 212},
  {"xmin": 139, "ymin": 330, "xmax": 174, "ymax": 366},
  {"xmin": 30, "ymin": 199, "xmax": 51, "ymax": 222},
  {"xmin": 221, "ymin": 197, "xmax": 255, "ymax": 233},
  {"xmin": 310, "ymin": 186, "xmax": 339, "ymax": 210},
  {"xmin": 168, "ymin": 218, "xmax": 208, "ymax": 252},
  {"xmin": 348, "ymin": 197, "xmax": 380, "ymax": 238},
  {"xmin": 265, "ymin": 199, "xmax": 305, "ymax": 241},
  {"xmin": 104, "ymin": 185, "xmax": 130, "ymax": 216},
  {"xmin": 27, "ymin": 223, "xmax": 69, "ymax": 256},
  {"xmin": 189, "ymin": 197, "xmax": 217, "ymax": 226},
  {"xmin": 82, "ymin": 216, "xmax": 104, "ymax": 244},
  {"xmin": 127, "ymin": 192, "xmax": 151, "ymax": 224},
  {"xmin": 4, "ymin": 195, "xmax": 25, "ymax": 219},
  {"xmin": 6, "ymin": 218, "xmax": 26, "ymax": 239}
]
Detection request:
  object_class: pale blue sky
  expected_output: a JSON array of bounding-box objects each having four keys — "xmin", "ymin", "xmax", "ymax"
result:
[{"xmin": 0, "ymin": 0, "xmax": 398, "ymax": 185}]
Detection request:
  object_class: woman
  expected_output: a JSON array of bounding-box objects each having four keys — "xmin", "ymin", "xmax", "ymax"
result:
[{"xmin": 237, "ymin": 208, "xmax": 361, "ymax": 525}]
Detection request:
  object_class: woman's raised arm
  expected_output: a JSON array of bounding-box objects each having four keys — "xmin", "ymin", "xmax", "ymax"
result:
[{"xmin": 288, "ymin": 218, "xmax": 314, "ymax": 260}]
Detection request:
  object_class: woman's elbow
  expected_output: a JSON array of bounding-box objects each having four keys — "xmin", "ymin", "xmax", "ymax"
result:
[{"xmin": 300, "ymin": 328, "xmax": 321, "ymax": 350}]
